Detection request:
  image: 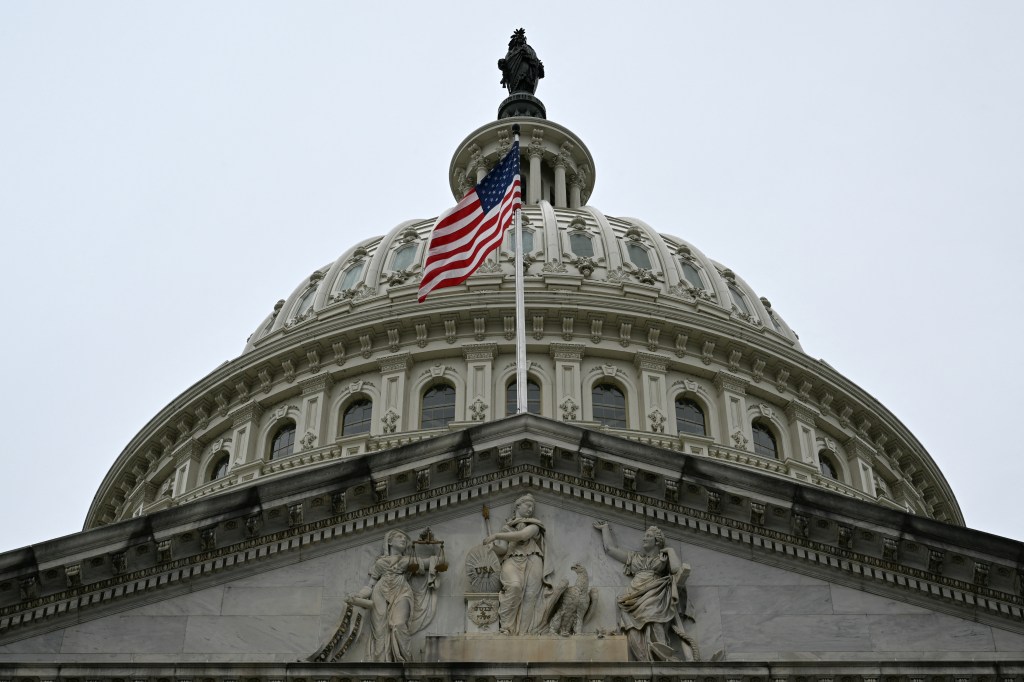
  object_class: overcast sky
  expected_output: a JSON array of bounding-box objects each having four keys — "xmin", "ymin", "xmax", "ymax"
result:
[{"xmin": 1, "ymin": 2, "xmax": 1022, "ymax": 552}]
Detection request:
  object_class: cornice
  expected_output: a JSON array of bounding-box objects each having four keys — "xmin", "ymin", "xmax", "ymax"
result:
[
  {"xmin": 3, "ymin": 661, "xmax": 1024, "ymax": 682},
  {"xmin": 8, "ymin": 418, "xmax": 1019, "ymax": 644}
]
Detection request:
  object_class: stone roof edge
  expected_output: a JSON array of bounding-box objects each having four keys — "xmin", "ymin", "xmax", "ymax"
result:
[
  {"xmin": 3, "ymin": 660, "xmax": 1024, "ymax": 680},
  {"xmin": 2, "ymin": 416, "xmax": 1022, "ymax": 642}
]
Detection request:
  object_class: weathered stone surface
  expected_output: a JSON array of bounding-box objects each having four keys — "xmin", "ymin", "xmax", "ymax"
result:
[
  {"xmin": 221, "ymin": 585, "xmax": 323, "ymax": 616},
  {"xmin": 0, "ymin": 629, "xmax": 62, "ymax": 654},
  {"xmin": 867, "ymin": 614, "xmax": 996, "ymax": 652},
  {"xmin": 829, "ymin": 584, "xmax": 932, "ymax": 615},
  {"xmin": 684, "ymin": 543, "xmax": 826, "ymax": 586},
  {"xmin": 60, "ymin": 616, "xmax": 187, "ymax": 654},
  {"xmin": 719, "ymin": 585, "xmax": 833, "ymax": 615},
  {"xmin": 426, "ymin": 633, "xmax": 628, "ymax": 662},
  {"xmin": 722, "ymin": 613, "xmax": 873, "ymax": 653},
  {"xmin": 128, "ymin": 586, "xmax": 226, "ymax": 616},
  {"xmin": 183, "ymin": 615, "xmax": 319, "ymax": 653}
]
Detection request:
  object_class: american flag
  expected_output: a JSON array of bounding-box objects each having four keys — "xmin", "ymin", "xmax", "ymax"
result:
[{"xmin": 418, "ymin": 141, "xmax": 521, "ymax": 302}]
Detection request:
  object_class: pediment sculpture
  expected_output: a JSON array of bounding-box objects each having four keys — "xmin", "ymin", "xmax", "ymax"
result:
[
  {"xmin": 312, "ymin": 499, "xmax": 700, "ymax": 663},
  {"xmin": 313, "ymin": 528, "xmax": 447, "ymax": 663},
  {"xmin": 594, "ymin": 520, "xmax": 698, "ymax": 661}
]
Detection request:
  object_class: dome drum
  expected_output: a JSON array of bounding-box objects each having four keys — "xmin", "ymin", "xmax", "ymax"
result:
[{"xmin": 86, "ymin": 217, "xmax": 961, "ymax": 529}]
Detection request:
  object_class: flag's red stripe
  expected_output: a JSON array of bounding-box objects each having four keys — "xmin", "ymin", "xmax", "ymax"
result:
[{"xmin": 418, "ymin": 159, "xmax": 520, "ymax": 303}]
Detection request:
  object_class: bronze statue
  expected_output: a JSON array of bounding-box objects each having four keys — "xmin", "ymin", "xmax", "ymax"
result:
[{"xmin": 498, "ymin": 28, "xmax": 544, "ymax": 95}]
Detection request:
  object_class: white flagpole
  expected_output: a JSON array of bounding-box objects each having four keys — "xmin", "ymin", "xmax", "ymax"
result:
[{"xmin": 512, "ymin": 124, "xmax": 527, "ymax": 415}]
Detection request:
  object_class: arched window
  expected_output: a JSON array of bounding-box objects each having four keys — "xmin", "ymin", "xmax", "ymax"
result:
[
  {"xmin": 592, "ymin": 383, "xmax": 627, "ymax": 428},
  {"xmin": 342, "ymin": 398, "xmax": 373, "ymax": 436},
  {"xmin": 509, "ymin": 228, "xmax": 535, "ymax": 253},
  {"xmin": 675, "ymin": 397, "xmax": 706, "ymax": 436},
  {"xmin": 421, "ymin": 384, "xmax": 456, "ymax": 429},
  {"xmin": 569, "ymin": 232, "xmax": 594, "ymax": 258},
  {"xmin": 626, "ymin": 243, "xmax": 653, "ymax": 270},
  {"xmin": 506, "ymin": 378, "xmax": 541, "ymax": 415},
  {"xmin": 338, "ymin": 262, "xmax": 365, "ymax": 291},
  {"xmin": 294, "ymin": 287, "xmax": 316, "ymax": 316},
  {"xmin": 270, "ymin": 423, "xmax": 296, "ymax": 460},
  {"xmin": 751, "ymin": 421, "xmax": 778, "ymax": 459},
  {"xmin": 728, "ymin": 284, "xmax": 752, "ymax": 316},
  {"xmin": 209, "ymin": 452, "xmax": 230, "ymax": 482},
  {"xmin": 392, "ymin": 243, "xmax": 417, "ymax": 271},
  {"xmin": 681, "ymin": 261, "xmax": 705, "ymax": 290},
  {"xmin": 819, "ymin": 453, "xmax": 840, "ymax": 480}
]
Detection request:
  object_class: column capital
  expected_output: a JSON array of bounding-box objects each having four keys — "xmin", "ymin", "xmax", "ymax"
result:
[
  {"xmin": 377, "ymin": 353, "xmax": 412, "ymax": 374},
  {"xmin": 713, "ymin": 371, "xmax": 749, "ymax": 395},
  {"xmin": 633, "ymin": 352, "xmax": 668, "ymax": 373},
  {"xmin": 463, "ymin": 343, "xmax": 497, "ymax": 362},
  {"xmin": 300, "ymin": 373, "xmax": 334, "ymax": 395},
  {"xmin": 784, "ymin": 399, "xmax": 818, "ymax": 425},
  {"xmin": 550, "ymin": 343, "xmax": 586, "ymax": 362}
]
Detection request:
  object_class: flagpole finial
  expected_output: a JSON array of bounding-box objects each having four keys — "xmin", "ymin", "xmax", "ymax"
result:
[{"xmin": 511, "ymin": 124, "xmax": 520, "ymax": 136}]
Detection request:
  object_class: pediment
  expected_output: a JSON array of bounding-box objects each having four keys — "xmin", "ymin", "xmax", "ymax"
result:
[{"xmin": 2, "ymin": 416, "xmax": 1024, "ymax": 666}]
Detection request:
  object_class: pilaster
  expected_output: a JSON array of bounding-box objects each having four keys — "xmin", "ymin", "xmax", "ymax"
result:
[
  {"xmin": 550, "ymin": 343, "xmax": 585, "ymax": 422},
  {"xmin": 845, "ymin": 435, "xmax": 879, "ymax": 497},
  {"xmin": 463, "ymin": 344, "xmax": 497, "ymax": 422},
  {"xmin": 714, "ymin": 372, "xmax": 750, "ymax": 450},
  {"xmin": 634, "ymin": 352, "xmax": 669, "ymax": 434},
  {"xmin": 170, "ymin": 439, "xmax": 202, "ymax": 497},
  {"xmin": 784, "ymin": 400, "xmax": 820, "ymax": 466},
  {"xmin": 228, "ymin": 400, "xmax": 264, "ymax": 466},
  {"xmin": 377, "ymin": 353, "xmax": 412, "ymax": 435},
  {"xmin": 299, "ymin": 373, "xmax": 335, "ymax": 450}
]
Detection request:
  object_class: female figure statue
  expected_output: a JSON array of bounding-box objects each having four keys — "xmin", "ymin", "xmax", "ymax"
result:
[
  {"xmin": 347, "ymin": 529, "xmax": 440, "ymax": 662},
  {"xmin": 593, "ymin": 521, "xmax": 694, "ymax": 661},
  {"xmin": 483, "ymin": 493, "xmax": 553, "ymax": 634}
]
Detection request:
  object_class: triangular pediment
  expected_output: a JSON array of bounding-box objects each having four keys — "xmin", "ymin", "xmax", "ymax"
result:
[{"xmin": 2, "ymin": 416, "xmax": 1024, "ymax": 667}]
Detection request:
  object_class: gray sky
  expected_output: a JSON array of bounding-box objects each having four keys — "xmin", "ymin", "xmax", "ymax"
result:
[{"xmin": 1, "ymin": 2, "xmax": 1021, "ymax": 552}]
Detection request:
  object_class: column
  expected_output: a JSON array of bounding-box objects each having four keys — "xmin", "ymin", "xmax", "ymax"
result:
[
  {"xmin": 528, "ymin": 148, "xmax": 543, "ymax": 205},
  {"xmin": 554, "ymin": 142, "xmax": 574, "ymax": 208},
  {"xmin": 569, "ymin": 174, "xmax": 583, "ymax": 208}
]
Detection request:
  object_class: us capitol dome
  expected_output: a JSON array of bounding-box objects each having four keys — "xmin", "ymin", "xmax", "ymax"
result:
[
  {"xmin": 84, "ymin": 40, "xmax": 961, "ymax": 533},
  {"xmin": 9, "ymin": 29, "xmax": 1024, "ymax": 678}
]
